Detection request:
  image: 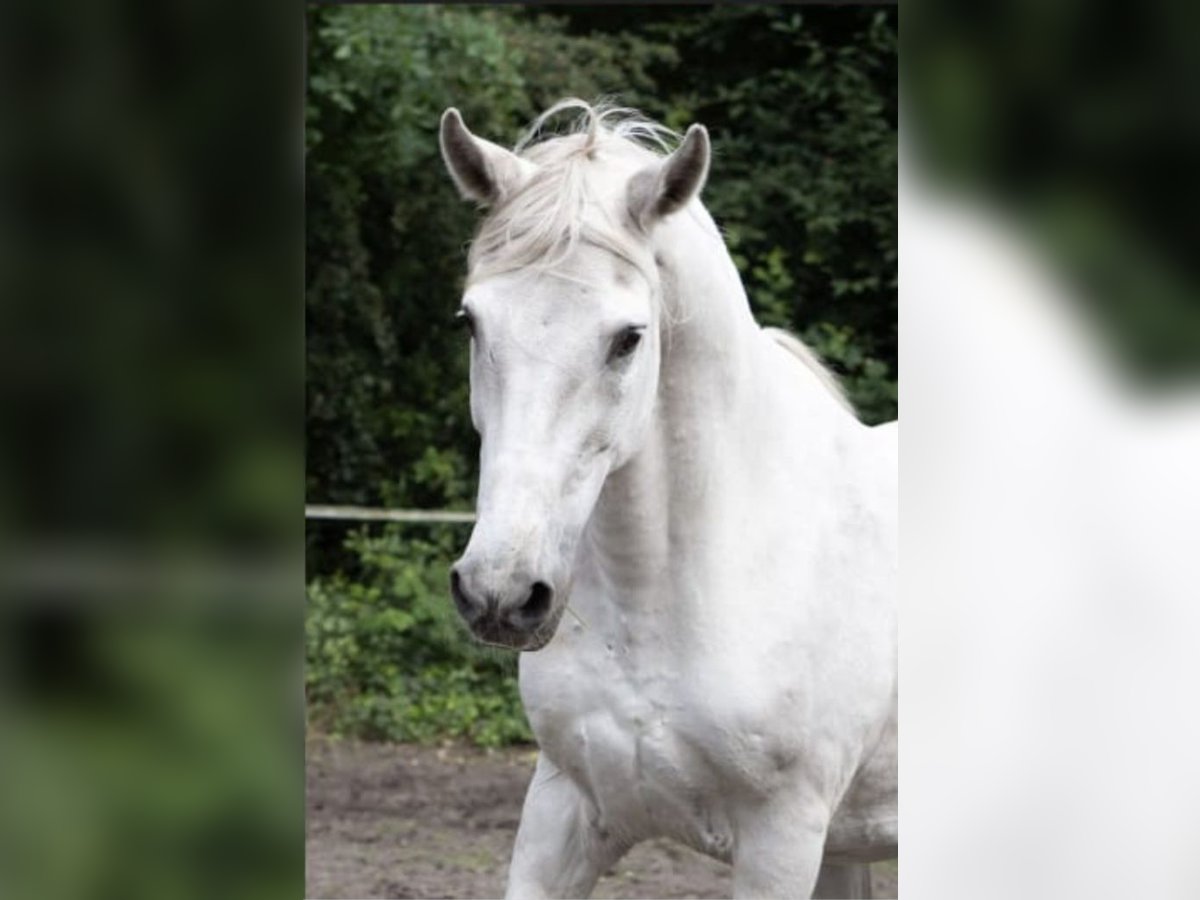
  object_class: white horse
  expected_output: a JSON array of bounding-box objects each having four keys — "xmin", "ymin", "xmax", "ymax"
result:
[{"xmin": 439, "ymin": 99, "xmax": 896, "ymax": 900}]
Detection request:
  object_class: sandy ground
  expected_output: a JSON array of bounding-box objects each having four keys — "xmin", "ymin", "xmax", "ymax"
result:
[{"xmin": 306, "ymin": 735, "xmax": 897, "ymax": 899}]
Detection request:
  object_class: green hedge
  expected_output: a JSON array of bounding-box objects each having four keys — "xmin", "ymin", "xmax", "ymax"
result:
[{"xmin": 306, "ymin": 525, "xmax": 531, "ymax": 747}]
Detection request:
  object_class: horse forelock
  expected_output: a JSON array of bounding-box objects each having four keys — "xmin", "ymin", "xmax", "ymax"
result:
[{"xmin": 466, "ymin": 99, "xmax": 676, "ymax": 289}]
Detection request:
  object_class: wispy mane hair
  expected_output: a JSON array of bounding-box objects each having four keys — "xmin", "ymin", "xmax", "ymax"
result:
[
  {"xmin": 461, "ymin": 99, "xmax": 855, "ymax": 416},
  {"xmin": 466, "ymin": 98, "xmax": 679, "ymax": 286}
]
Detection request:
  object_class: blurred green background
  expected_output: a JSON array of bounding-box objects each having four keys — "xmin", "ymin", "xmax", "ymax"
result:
[
  {"xmin": 1, "ymin": 0, "xmax": 300, "ymax": 897},
  {"xmin": 905, "ymin": 0, "xmax": 1200, "ymax": 381},
  {"xmin": 304, "ymin": 4, "xmax": 898, "ymax": 748}
]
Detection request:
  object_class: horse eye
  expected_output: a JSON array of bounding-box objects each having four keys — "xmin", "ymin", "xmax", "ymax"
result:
[
  {"xmin": 454, "ymin": 309, "xmax": 475, "ymax": 338},
  {"xmin": 609, "ymin": 326, "xmax": 643, "ymax": 362}
]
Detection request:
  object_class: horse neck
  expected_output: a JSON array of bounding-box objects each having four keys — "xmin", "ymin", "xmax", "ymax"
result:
[{"xmin": 580, "ymin": 204, "xmax": 774, "ymax": 594}]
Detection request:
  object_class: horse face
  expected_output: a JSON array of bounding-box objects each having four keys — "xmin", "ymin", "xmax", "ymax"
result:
[
  {"xmin": 438, "ymin": 106, "xmax": 710, "ymax": 650},
  {"xmin": 450, "ymin": 250, "xmax": 660, "ymax": 650}
]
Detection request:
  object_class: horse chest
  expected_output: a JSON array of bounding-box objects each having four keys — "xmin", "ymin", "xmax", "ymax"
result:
[{"xmin": 520, "ymin": 633, "xmax": 790, "ymax": 855}]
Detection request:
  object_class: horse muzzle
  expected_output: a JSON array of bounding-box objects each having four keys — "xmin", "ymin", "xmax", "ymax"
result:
[{"xmin": 449, "ymin": 560, "xmax": 563, "ymax": 651}]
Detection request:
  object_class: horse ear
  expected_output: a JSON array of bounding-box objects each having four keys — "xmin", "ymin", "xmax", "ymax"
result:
[
  {"xmin": 439, "ymin": 108, "xmax": 535, "ymax": 206},
  {"xmin": 627, "ymin": 124, "xmax": 711, "ymax": 229}
]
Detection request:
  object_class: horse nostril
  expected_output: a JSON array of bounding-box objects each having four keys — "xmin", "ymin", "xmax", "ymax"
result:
[
  {"xmin": 518, "ymin": 581, "xmax": 554, "ymax": 623},
  {"xmin": 450, "ymin": 567, "xmax": 484, "ymax": 623}
]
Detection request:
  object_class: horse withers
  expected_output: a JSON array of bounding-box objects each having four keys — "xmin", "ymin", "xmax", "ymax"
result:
[{"xmin": 439, "ymin": 100, "xmax": 897, "ymax": 899}]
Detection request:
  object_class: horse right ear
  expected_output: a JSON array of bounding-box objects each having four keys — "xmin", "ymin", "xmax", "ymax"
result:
[
  {"xmin": 627, "ymin": 123, "xmax": 711, "ymax": 229},
  {"xmin": 439, "ymin": 108, "xmax": 536, "ymax": 206}
]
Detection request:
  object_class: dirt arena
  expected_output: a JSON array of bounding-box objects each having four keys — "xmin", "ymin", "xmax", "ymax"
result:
[{"xmin": 306, "ymin": 736, "xmax": 896, "ymax": 899}]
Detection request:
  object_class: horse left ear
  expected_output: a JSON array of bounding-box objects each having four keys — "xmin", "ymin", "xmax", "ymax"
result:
[{"xmin": 627, "ymin": 124, "xmax": 711, "ymax": 229}]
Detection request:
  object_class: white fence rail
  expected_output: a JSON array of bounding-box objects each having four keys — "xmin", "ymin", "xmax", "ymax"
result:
[{"xmin": 305, "ymin": 504, "xmax": 476, "ymax": 524}]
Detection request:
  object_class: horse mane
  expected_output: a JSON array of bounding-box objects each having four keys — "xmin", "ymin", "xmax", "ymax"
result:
[
  {"xmin": 763, "ymin": 327, "xmax": 856, "ymax": 415},
  {"xmin": 466, "ymin": 98, "xmax": 677, "ymax": 286},
  {"xmin": 467, "ymin": 100, "xmax": 852, "ymax": 417}
]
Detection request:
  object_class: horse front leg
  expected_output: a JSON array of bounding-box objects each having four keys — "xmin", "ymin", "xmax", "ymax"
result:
[
  {"xmin": 505, "ymin": 754, "xmax": 627, "ymax": 900},
  {"xmin": 813, "ymin": 860, "xmax": 873, "ymax": 899},
  {"xmin": 732, "ymin": 793, "xmax": 832, "ymax": 899}
]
